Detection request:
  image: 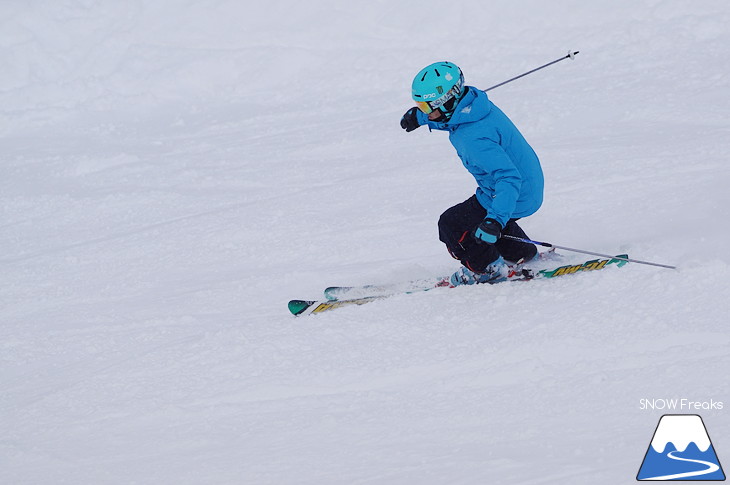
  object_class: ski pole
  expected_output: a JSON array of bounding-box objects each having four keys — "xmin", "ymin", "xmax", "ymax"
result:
[
  {"xmin": 484, "ymin": 50, "xmax": 579, "ymax": 93},
  {"xmin": 501, "ymin": 234, "xmax": 677, "ymax": 270}
]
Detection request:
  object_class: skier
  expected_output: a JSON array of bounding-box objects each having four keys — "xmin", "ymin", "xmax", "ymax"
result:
[{"xmin": 400, "ymin": 61, "xmax": 544, "ymax": 286}]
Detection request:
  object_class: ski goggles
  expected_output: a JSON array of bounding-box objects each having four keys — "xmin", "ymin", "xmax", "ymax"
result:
[
  {"xmin": 414, "ymin": 81, "xmax": 464, "ymax": 115},
  {"xmin": 416, "ymin": 95, "xmax": 459, "ymax": 115},
  {"xmin": 415, "ymin": 100, "xmax": 436, "ymax": 114}
]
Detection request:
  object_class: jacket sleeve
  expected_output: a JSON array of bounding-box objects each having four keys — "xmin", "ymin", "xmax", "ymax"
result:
[
  {"xmin": 416, "ymin": 110, "xmax": 452, "ymax": 131},
  {"xmin": 469, "ymin": 138, "xmax": 522, "ymax": 227}
]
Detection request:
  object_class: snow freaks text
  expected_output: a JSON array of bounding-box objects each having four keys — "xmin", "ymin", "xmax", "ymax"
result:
[{"xmin": 639, "ymin": 399, "xmax": 724, "ymax": 411}]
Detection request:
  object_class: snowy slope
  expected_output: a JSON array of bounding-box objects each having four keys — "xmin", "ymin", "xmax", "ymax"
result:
[{"xmin": 2, "ymin": 1, "xmax": 730, "ymax": 483}]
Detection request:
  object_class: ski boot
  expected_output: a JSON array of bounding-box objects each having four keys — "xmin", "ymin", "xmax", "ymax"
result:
[{"xmin": 449, "ymin": 257, "xmax": 510, "ymax": 286}]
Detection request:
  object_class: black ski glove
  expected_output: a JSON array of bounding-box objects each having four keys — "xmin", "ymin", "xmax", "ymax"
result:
[
  {"xmin": 474, "ymin": 218, "xmax": 502, "ymax": 244},
  {"xmin": 400, "ymin": 107, "xmax": 421, "ymax": 132}
]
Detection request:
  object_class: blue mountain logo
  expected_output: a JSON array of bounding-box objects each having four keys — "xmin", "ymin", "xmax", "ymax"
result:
[{"xmin": 637, "ymin": 414, "xmax": 725, "ymax": 481}]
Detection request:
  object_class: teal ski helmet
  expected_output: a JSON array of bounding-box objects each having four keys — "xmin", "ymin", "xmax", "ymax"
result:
[{"xmin": 411, "ymin": 61, "xmax": 465, "ymax": 120}]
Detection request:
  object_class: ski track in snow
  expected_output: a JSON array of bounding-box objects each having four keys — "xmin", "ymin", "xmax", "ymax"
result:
[{"xmin": 2, "ymin": 1, "xmax": 730, "ymax": 484}]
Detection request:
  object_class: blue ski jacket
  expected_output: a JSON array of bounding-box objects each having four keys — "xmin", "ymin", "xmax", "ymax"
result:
[{"xmin": 418, "ymin": 87, "xmax": 544, "ymax": 228}]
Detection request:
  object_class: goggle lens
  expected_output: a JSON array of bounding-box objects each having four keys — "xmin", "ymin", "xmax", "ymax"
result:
[{"xmin": 415, "ymin": 101, "xmax": 433, "ymax": 114}]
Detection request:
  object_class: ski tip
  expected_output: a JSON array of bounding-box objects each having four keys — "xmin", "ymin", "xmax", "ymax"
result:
[{"xmin": 288, "ymin": 299, "xmax": 314, "ymax": 316}]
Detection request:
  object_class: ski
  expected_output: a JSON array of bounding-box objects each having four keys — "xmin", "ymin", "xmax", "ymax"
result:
[
  {"xmin": 537, "ymin": 254, "xmax": 628, "ymax": 277},
  {"xmin": 324, "ymin": 277, "xmax": 451, "ymax": 302},
  {"xmin": 323, "ymin": 248, "xmax": 562, "ymax": 301},
  {"xmin": 288, "ymin": 296, "xmax": 386, "ymax": 316},
  {"xmin": 288, "ymin": 254, "xmax": 628, "ymax": 316}
]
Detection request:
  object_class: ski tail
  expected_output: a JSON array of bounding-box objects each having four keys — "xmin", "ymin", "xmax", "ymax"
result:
[{"xmin": 288, "ymin": 297, "xmax": 384, "ymax": 316}]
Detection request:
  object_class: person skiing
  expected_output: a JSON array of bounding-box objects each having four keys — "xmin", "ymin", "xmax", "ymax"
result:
[{"xmin": 400, "ymin": 61, "xmax": 544, "ymax": 286}]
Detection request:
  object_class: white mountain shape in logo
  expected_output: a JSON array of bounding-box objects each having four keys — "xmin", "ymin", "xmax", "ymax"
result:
[{"xmin": 651, "ymin": 415, "xmax": 711, "ymax": 453}]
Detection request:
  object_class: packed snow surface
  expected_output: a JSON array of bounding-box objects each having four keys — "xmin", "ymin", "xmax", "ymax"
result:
[{"xmin": 2, "ymin": 1, "xmax": 730, "ymax": 483}]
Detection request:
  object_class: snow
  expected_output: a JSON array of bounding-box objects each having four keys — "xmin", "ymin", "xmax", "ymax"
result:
[{"xmin": 2, "ymin": 1, "xmax": 730, "ymax": 483}]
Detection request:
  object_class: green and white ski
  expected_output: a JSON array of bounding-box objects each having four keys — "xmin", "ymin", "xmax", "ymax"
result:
[{"xmin": 288, "ymin": 254, "xmax": 628, "ymax": 316}]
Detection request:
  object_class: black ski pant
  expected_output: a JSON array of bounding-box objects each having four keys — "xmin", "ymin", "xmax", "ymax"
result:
[{"xmin": 438, "ymin": 195, "xmax": 538, "ymax": 273}]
